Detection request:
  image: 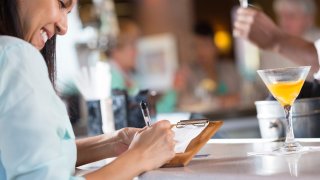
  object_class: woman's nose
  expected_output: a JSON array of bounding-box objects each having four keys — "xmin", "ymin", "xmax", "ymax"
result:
[{"xmin": 55, "ymin": 13, "xmax": 68, "ymax": 35}]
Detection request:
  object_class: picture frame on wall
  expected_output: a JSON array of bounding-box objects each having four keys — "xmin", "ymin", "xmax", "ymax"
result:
[{"xmin": 135, "ymin": 33, "xmax": 178, "ymax": 92}]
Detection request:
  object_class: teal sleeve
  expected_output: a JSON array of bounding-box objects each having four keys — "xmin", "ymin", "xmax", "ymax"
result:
[
  {"xmin": 216, "ymin": 82, "xmax": 228, "ymax": 95},
  {"xmin": 0, "ymin": 38, "xmax": 84, "ymax": 180},
  {"xmin": 110, "ymin": 68, "xmax": 126, "ymax": 90},
  {"xmin": 156, "ymin": 89, "xmax": 177, "ymax": 113}
]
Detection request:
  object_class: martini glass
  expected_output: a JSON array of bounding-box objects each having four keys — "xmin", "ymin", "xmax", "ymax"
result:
[{"xmin": 257, "ymin": 66, "xmax": 310, "ymax": 153}]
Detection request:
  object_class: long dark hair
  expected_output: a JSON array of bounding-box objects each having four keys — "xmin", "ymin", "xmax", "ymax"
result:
[{"xmin": 0, "ymin": 0, "xmax": 56, "ymax": 86}]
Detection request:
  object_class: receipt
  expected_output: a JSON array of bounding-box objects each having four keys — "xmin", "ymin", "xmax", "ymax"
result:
[{"xmin": 172, "ymin": 123, "xmax": 208, "ymax": 153}]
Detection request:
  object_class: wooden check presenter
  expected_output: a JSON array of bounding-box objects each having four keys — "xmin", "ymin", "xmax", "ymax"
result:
[{"xmin": 163, "ymin": 119, "xmax": 223, "ymax": 167}]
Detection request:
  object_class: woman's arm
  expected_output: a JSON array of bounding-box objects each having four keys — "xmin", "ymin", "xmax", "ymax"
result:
[
  {"xmin": 83, "ymin": 148, "xmax": 145, "ymax": 179},
  {"xmin": 76, "ymin": 128, "xmax": 139, "ymax": 166},
  {"xmin": 84, "ymin": 120, "xmax": 175, "ymax": 180}
]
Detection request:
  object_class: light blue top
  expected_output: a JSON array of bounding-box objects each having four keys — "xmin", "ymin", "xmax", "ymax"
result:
[{"xmin": 0, "ymin": 36, "xmax": 85, "ymax": 180}]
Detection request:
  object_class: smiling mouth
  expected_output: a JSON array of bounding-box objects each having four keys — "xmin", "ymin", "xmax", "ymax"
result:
[{"xmin": 40, "ymin": 29, "xmax": 49, "ymax": 44}]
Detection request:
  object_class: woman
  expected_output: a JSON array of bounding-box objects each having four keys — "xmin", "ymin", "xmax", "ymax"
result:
[{"xmin": 0, "ymin": 0, "xmax": 175, "ymax": 179}]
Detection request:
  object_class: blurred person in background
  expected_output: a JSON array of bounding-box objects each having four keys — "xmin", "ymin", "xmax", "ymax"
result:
[
  {"xmin": 106, "ymin": 18, "xmax": 141, "ymax": 95},
  {"xmin": 176, "ymin": 22, "xmax": 240, "ymax": 112},
  {"xmin": 260, "ymin": 0, "xmax": 320, "ymax": 79},
  {"xmin": 233, "ymin": 2, "xmax": 320, "ymax": 102},
  {"xmin": 233, "ymin": 4, "xmax": 319, "ymax": 77},
  {"xmin": 105, "ymin": 19, "xmax": 177, "ymax": 113}
]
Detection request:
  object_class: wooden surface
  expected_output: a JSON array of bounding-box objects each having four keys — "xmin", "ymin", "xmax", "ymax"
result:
[{"xmin": 163, "ymin": 121, "xmax": 223, "ymax": 167}]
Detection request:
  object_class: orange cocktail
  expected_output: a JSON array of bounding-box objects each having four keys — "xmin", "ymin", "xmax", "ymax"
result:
[
  {"xmin": 257, "ymin": 66, "xmax": 311, "ymax": 153},
  {"xmin": 267, "ymin": 80, "xmax": 304, "ymax": 107}
]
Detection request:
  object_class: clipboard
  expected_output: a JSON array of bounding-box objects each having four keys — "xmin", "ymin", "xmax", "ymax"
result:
[{"xmin": 163, "ymin": 119, "xmax": 223, "ymax": 168}]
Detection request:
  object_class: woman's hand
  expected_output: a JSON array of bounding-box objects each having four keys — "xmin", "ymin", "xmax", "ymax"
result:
[
  {"xmin": 84, "ymin": 121, "xmax": 176, "ymax": 180},
  {"xmin": 112, "ymin": 127, "xmax": 140, "ymax": 156},
  {"xmin": 128, "ymin": 120, "xmax": 176, "ymax": 171}
]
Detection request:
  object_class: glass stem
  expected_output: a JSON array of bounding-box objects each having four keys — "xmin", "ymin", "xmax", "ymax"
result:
[{"xmin": 284, "ymin": 105, "xmax": 295, "ymax": 144}]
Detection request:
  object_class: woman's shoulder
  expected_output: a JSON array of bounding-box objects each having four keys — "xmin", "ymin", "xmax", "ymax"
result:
[
  {"xmin": 0, "ymin": 35, "xmax": 41, "ymax": 58},
  {"xmin": 0, "ymin": 35, "xmax": 35, "ymax": 50},
  {"xmin": 0, "ymin": 36, "xmax": 49, "ymax": 114},
  {"xmin": 0, "ymin": 35, "xmax": 44, "ymax": 69}
]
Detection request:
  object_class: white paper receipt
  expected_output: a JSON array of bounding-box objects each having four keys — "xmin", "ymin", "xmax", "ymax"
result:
[{"xmin": 172, "ymin": 123, "xmax": 208, "ymax": 153}]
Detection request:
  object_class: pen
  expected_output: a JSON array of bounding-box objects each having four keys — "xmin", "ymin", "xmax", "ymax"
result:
[
  {"xmin": 239, "ymin": 0, "xmax": 248, "ymax": 8},
  {"xmin": 140, "ymin": 101, "xmax": 151, "ymax": 127}
]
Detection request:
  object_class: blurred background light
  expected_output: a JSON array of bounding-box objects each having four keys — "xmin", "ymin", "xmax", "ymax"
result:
[{"xmin": 214, "ymin": 30, "xmax": 232, "ymax": 54}]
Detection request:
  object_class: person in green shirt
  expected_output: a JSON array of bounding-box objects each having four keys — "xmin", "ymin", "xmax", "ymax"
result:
[
  {"xmin": 106, "ymin": 19, "xmax": 178, "ymax": 113},
  {"xmin": 106, "ymin": 19, "xmax": 141, "ymax": 95}
]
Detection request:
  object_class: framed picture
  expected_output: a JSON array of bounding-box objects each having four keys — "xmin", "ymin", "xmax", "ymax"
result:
[{"xmin": 135, "ymin": 33, "xmax": 178, "ymax": 92}]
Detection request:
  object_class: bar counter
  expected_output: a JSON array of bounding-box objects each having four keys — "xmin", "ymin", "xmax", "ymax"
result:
[
  {"xmin": 77, "ymin": 139, "xmax": 320, "ymax": 179},
  {"xmin": 139, "ymin": 138, "xmax": 320, "ymax": 179}
]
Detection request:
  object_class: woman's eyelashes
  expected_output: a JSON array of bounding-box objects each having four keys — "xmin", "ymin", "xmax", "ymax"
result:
[{"xmin": 58, "ymin": 0, "xmax": 66, "ymax": 9}]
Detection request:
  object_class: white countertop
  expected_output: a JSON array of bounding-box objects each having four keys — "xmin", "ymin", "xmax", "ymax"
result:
[{"xmin": 138, "ymin": 139, "xmax": 320, "ymax": 180}]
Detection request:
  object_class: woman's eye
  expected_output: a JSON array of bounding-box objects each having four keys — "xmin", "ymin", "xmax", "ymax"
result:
[{"xmin": 59, "ymin": 0, "xmax": 66, "ymax": 9}]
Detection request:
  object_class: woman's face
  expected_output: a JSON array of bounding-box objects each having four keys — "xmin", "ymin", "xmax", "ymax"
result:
[{"xmin": 17, "ymin": 0, "xmax": 76, "ymax": 50}]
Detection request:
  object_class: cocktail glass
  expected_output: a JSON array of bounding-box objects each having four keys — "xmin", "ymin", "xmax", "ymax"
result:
[{"xmin": 257, "ymin": 66, "xmax": 310, "ymax": 153}]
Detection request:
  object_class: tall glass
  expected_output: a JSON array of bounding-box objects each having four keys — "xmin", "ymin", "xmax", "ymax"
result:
[{"xmin": 257, "ymin": 66, "xmax": 310, "ymax": 153}]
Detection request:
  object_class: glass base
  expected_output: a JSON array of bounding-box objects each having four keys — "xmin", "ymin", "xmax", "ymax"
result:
[
  {"xmin": 248, "ymin": 140, "xmax": 320, "ymax": 156},
  {"xmin": 280, "ymin": 141, "xmax": 302, "ymax": 153}
]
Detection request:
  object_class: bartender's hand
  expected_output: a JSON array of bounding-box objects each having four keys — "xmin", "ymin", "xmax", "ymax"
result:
[
  {"xmin": 128, "ymin": 120, "xmax": 176, "ymax": 171},
  {"xmin": 233, "ymin": 7, "xmax": 284, "ymax": 51}
]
